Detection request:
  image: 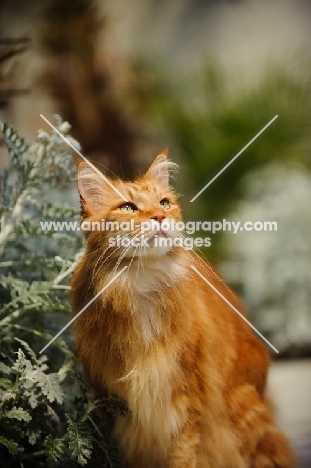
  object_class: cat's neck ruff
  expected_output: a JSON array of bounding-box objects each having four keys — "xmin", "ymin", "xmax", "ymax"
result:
[{"xmin": 113, "ymin": 247, "xmax": 189, "ymax": 295}]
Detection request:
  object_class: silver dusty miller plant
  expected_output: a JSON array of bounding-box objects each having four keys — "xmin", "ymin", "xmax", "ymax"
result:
[{"xmin": 0, "ymin": 117, "xmax": 126, "ymax": 467}]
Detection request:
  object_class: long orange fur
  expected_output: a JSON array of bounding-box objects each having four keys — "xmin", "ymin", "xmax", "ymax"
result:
[{"xmin": 71, "ymin": 154, "xmax": 296, "ymax": 467}]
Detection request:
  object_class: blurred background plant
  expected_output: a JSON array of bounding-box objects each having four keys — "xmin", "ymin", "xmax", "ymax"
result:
[
  {"xmin": 135, "ymin": 58, "xmax": 311, "ymax": 357},
  {"xmin": 0, "ymin": 36, "xmax": 31, "ymax": 116}
]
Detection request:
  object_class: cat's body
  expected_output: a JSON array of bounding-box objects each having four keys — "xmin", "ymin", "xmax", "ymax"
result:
[{"xmin": 72, "ymin": 154, "xmax": 296, "ymax": 467}]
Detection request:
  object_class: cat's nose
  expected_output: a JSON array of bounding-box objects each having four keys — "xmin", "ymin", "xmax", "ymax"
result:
[{"xmin": 150, "ymin": 213, "xmax": 166, "ymax": 224}]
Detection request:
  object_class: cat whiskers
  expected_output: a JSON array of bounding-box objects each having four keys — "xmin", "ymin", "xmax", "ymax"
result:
[
  {"xmin": 192, "ymin": 249, "xmax": 234, "ymax": 295},
  {"xmin": 116, "ymin": 363, "xmax": 138, "ymax": 383},
  {"xmin": 135, "ymin": 239, "xmax": 144, "ymax": 283},
  {"xmin": 169, "ymin": 231, "xmax": 234, "ymax": 295},
  {"xmin": 90, "ymin": 231, "xmax": 136, "ymax": 290},
  {"xmin": 137, "ymin": 231, "xmax": 148, "ymax": 278},
  {"xmin": 111, "ymin": 230, "xmax": 144, "ymax": 276},
  {"xmin": 127, "ymin": 239, "xmax": 140, "ymax": 270},
  {"xmin": 74, "ymin": 247, "xmax": 106, "ymax": 304},
  {"xmin": 93, "ymin": 230, "xmax": 130, "ymax": 272}
]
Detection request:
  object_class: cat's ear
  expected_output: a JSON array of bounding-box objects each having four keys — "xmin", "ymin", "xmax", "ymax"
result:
[
  {"xmin": 145, "ymin": 151, "xmax": 172, "ymax": 189},
  {"xmin": 77, "ymin": 162, "xmax": 108, "ymax": 215}
]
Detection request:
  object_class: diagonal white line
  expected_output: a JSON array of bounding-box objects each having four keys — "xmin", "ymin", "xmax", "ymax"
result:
[
  {"xmin": 190, "ymin": 115, "xmax": 278, "ymax": 202},
  {"xmin": 39, "ymin": 266, "xmax": 128, "ymax": 354},
  {"xmin": 191, "ymin": 265, "xmax": 279, "ymax": 353},
  {"xmin": 40, "ymin": 114, "xmax": 128, "ymax": 202}
]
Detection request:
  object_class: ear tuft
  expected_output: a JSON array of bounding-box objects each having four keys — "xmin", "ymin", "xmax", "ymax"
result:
[
  {"xmin": 78, "ymin": 163, "xmax": 106, "ymax": 215},
  {"xmin": 145, "ymin": 151, "xmax": 178, "ymax": 189}
]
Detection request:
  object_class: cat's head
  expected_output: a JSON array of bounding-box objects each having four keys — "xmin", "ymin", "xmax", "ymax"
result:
[{"xmin": 77, "ymin": 152, "xmax": 183, "ymax": 259}]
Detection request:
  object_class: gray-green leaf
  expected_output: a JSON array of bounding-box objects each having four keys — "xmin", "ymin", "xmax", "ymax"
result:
[
  {"xmin": 4, "ymin": 407, "xmax": 32, "ymax": 422},
  {"xmin": 66, "ymin": 415, "xmax": 92, "ymax": 466},
  {"xmin": 0, "ymin": 436, "xmax": 20, "ymax": 455},
  {"xmin": 43, "ymin": 435, "xmax": 67, "ymax": 467}
]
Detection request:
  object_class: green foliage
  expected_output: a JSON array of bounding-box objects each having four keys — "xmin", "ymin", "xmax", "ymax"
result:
[
  {"xmin": 0, "ymin": 436, "xmax": 19, "ymax": 455},
  {"xmin": 136, "ymin": 58, "xmax": 311, "ymax": 260},
  {"xmin": 66, "ymin": 415, "xmax": 93, "ymax": 466},
  {"xmin": 43, "ymin": 436, "xmax": 67, "ymax": 467},
  {"xmin": 0, "ymin": 119, "xmax": 125, "ymax": 467}
]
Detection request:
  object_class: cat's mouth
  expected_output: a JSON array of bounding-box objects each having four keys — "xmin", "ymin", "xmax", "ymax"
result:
[
  {"xmin": 151, "ymin": 229, "xmax": 167, "ymax": 238},
  {"xmin": 146, "ymin": 227, "xmax": 173, "ymax": 245},
  {"xmin": 144, "ymin": 220, "xmax": 170, "ymax": 240}
]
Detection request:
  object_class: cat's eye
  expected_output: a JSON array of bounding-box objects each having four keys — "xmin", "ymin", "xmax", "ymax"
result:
[
  {"xmin": 160, "ymin": 199, "xmax": 170, "ymax": 210},
  {"xmin": 119, "ymin": 203, "xmax": 137, "ymax": 213}
]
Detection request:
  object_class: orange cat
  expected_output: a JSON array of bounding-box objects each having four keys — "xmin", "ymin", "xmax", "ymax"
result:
[{"xmin": 71, "ymin": 154, "xmax": 296, "ymax": 467}]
